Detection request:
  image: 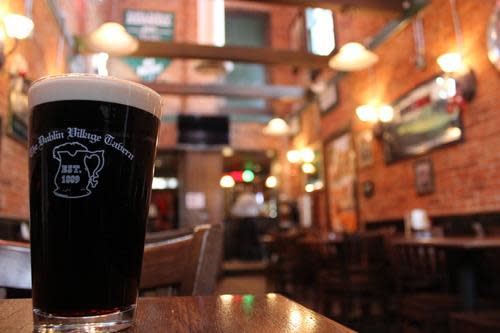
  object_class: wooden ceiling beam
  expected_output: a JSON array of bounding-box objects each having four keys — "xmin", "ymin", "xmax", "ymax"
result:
[
  {"xmin": 143, "ymin": 82, "xmax": 306, "ymax": 100},
  {"xmin": 231, "ymin": 0, "xmax": 403, "ymax": 11},
  {"xmin": 122, "ymin": 41, "xmax": 331, "ymax": 68}
]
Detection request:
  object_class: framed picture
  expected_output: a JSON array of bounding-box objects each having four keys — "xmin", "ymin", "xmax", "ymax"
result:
[
  {"xmin": 355, "ymin": 129, "xmax": 374, "ymax": 168},
  {"xmin": 382, "ymin": 75, "xmax": 464, "ymax": 163},
  {"xmin": 324, "ymin": 131, "xmax": 358, "ymax": 232},
  {"xmin": 303, "ymin": 141, "xmax": 324, "ymax": 190},
  {"xmin": 288, "ymin": 112, "xmax": 301, "ymax": 136},
  {"xmin": 414, "ymin": 159, "xmax": 435, "ymax": 195},
  {"xmin": 318, "ymin": 82, "xmax": 339, "ymax": 114},
  {"xmin": 8, "ymin": 73, "xmax": 31, "ymax": 143}
]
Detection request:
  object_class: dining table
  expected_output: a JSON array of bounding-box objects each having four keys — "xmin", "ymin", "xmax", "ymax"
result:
[
  {"xmin": 0, "ymin": 294, "xmax": 356, "ymax": 333},
  {"xmin": 391, "ymin": 236, "xmax": 500, "ymax": 311}
]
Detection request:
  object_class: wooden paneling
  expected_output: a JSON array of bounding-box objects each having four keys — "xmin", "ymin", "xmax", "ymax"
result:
[
  {"xmin": 232, "ymin": 0, "xmax": 403, "ymax": 11},
  {"xmin": 113, "ymin": 41, "xmax": 331, "ymax": 68},
  {"xmin": 144, "ymin": 82, "xmax": 305, "ymax": 100}
]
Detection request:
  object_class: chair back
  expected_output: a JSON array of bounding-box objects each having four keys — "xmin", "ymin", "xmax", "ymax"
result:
[
  {"xmin": 0, "ymin": 240, "xmax": 31, "ymax": 290},
  {"xmin": 140, "ymin": 224, "xmax": 223, "ymax": 295},
  {"xmin": 389, "ymin": 241, "xmax": 449, "ymax": 292}
]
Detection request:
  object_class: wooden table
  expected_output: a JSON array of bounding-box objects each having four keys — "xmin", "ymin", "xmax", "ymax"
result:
[
  {"xmin": 0, "ymin": 295, "xmax": 356, "ymax": 333},
  {"xmin": 391, "ymin": 236, "xmax": 500, "ymax": 311}
]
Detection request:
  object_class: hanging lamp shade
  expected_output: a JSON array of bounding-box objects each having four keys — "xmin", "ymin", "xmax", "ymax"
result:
[
  {"xmin": 87, "ymin": 22, "xmax": 138, "ymax": 56},
  {"xmin": 3, "ymin": 14, "xmax": 34, "ymax": 39},
  {"xmin": 329, "ymin": 42, "xmax": 379, "ymax": 71},
  {"xmin": 263, "ymin": 117, "xmax": 290, "ymax": 136}
]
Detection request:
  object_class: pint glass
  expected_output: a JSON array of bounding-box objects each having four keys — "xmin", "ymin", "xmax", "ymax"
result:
[{"xmin": 28, "ymin": 74, "xmax": 162, "ymax": 332}]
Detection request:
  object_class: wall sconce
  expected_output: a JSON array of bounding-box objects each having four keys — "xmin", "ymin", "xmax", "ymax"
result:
[
  {"xmin": 286, "ymin": 150, "xmax": 301, "ymax": 164},
  {"xmin": 436, "ymin": 52, "xmax": 476, "ymax": 102},
  {"xmin": 356, "ymin": 104, "xmax": 394, "ymax": 123},
  {"xmin": 0, "ymin": 13, "xmax": 34, "ymax": 69}
]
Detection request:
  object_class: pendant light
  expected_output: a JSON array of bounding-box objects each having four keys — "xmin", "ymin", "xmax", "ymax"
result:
[
  {"xmin": 328, "ymin": 10, "xmax": 378, "ymax": 71},
  {"xmin": 86, "ymin": 0, "xmax": 138, "ymax": 56},
  {"xmin": 437, "ymin": 0, "xmax": 465, "ymax": 73},
  {"xmin": 263, "ymin": 117, "xmax": 290, "ymax": 136},
  {"xmin": 329, "ymin": 42, "xmax": 379, "ymax": 71}
]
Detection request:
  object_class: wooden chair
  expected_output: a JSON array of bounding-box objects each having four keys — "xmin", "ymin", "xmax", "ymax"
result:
[
  {"xmin": 317, "ymin": 232, "xmax": 390, "ymax": 325},
  {"xmin": 0, "ymin": 240, "xmax": 31, "ymax": 298},
  {"xmin": 389, "ymin": 241, "xmax": 460, "ymax": 333},
  {"xmin": 449, "ymin": 311, "xmax": 500, "ymax": 333},
  {"xmin": 140, "ymin": 224, "xmax": 223, "ymax": 296}
]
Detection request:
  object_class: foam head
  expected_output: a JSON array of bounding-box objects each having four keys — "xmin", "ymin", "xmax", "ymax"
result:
[{"xmin": 28, "ymin": 74, "xmax": 162, "ymax": 119}]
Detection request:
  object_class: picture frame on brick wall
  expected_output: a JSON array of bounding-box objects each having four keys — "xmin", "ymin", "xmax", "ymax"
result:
[
  {"xmin": 414, "ymin": 158, "xmax": 435, "ymax": 195},
  {"xmin": 318, "ymin": 82, "xmax": 339, "ymax": 114},
  {"xmin": 7, "ymin": 73, "xmax": 30, "ymax": 143},
  {"xmin": 355, "ymin": 129, "xmax": 374, "ymax": 169}
]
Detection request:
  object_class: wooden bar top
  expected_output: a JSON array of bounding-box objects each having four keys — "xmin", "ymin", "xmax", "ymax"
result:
[
  {"xmin": 0, "ymin": 295, "xmax": 356, "ymax": 333},
  {"xmin": 390, "ymin": 236, "xmax": 500, "ymax": 249}
]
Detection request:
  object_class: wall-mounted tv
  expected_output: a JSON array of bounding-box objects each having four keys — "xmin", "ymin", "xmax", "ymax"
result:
[{"xmin": 177, "ymin": 115, "xmax": 229, "ymax": 146}]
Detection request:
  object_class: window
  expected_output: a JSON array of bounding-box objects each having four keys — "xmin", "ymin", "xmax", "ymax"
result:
[{"xmin": 305, "ymin": 8, "xmax": 335, "ymax": 56}]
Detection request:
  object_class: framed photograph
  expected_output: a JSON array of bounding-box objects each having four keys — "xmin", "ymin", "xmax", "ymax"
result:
[
  {"xmin": 382, "ymin": 75, "xmax": 464, "ymax": 163},
  {"xmin": 288, "ymin": 112, "xmax": 301, "ymax": 136},
  {"xmin": 324, "ymin": 131, "xmax": 358, "ymax": 232},
  {"xmin": 318, "ymin": 82, "xmax": 339, "ymax": 114},
  {"xmin": 8, "ymin": 74, "xmax": 31, "ymax": 143},
  {"xmin": 414, "ymin": 159, "xmax": 435, "ymax": 195},
  {"xmin": 355, "ymin": 129, "xmax": 374, "ymax": 168}
]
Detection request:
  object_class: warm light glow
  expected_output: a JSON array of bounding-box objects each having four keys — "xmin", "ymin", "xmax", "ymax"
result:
[
  {"xmin": 220, "ymin": 294, "xmax": 234, "ymax": 304},
  {"xmin": 313, "ymin": 181, "xmax": 324, "ymax": 190},
  {"xmin": 329, "ymin": 42, "xmax": 379, "ymax": 71},
  {"xmin": 87, "ymin": 22, "xmax": 138, "ymax": 56},
  {"xmin": 378, "ymin": 105, "xmax": 394, "ymax": 123},
  {"xmin": 219, "ymin": 175, "xmax": 235, "ymax": 188},
  {"xmin": 305, "ymin": 183, "xmax": 315, "ymax": 192},
  {"xmin": 263, "ymin": 117, "xmax": 290, "ymax": 136},
  {"xmin": 152, "ymin": 177, "xmax": 178, "ymax": 190},
  {"xmin": 300, "ymin": 148, "xmax": 315, "ymax": 163},
  {"xmin": 2, "ymin": 14, "xmax": 34, "ymax": 39},
  {"xmin": 445, "ymin": 127, "xmax": 462, "ymax": 140},
  {"xmin": 437, "ymin": 52, "xmax": 464, "ymax": 73},
  {"xmin": 287, "ymin": 150, "xmax": 301, "ymax": 164},
  {"xmin": 265, "ymin": 176, "xmax": 278, "ymax": 188},
  {"xmin": 301, "ymin": 163, "xmax": 316, "ymax": 174},
  {"xmin": 222, "ymin": 146, "xmax": 234, "ymax": 157},
  {"xmin": 267, "ymin": 293, "xmax": 277, "ymax": 299},
  {"xmin": 356, "ymin": 104, "xmax": 378, "ymax": 122}
]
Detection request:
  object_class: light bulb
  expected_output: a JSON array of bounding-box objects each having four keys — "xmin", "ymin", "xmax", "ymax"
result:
[
  {"xmin": 356, "ymin": 105, "xmax": 378, "ymax": 122},
  {"xmin": 265, "ymin": 176, "xmax": 278, "ymax": 188},
  {"xmin": 437, "ymin": 52, "xmax": 464, "ymax": 73},
  {"xmin": 220, "ymin": 175, "xmax": 235, "ymax": 188},
  {"xmin": 301, "ymin": 148, "xmax": 315, "ymax": 163},
  {"xmin": 378, "ymin": 105, "xmax": 394, "ymax": 123},
  {"xmin": 287, "ymin": 150, "xmax": 301, "ymax": 164},
  {"xmin": 301, "ymin": 163, "xmax": 316, "ymax": 174},
  {"xmin": 3, "ymin": 14, "xmax": 34, "ymax": 39}
]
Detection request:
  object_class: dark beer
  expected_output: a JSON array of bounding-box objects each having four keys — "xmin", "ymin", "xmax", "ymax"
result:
[{"xmin": 28, "ymin": 75, "xmax": 161, "ymax": 331}]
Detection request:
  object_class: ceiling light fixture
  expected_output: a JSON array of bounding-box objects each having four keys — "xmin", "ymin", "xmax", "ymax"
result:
[
  {"xmin": 263, "ymin": 117, "xmax": 290, "ymax": 136},
  {"xmin": 87, "ymin": 22, "xmax": 138, "ymax": 56},
  {"xmin": 329, "ymin": 42, "xmax": 379, "ymax": 71}
]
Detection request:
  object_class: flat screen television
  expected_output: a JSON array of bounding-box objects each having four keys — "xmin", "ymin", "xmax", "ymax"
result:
[{"xmin": 177, "ymin": 115, "xmax": 229, "ymax": 146}]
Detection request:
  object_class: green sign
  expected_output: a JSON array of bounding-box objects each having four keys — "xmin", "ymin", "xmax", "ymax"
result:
[{"xmin": 124, "ymin": 10, "xmax": 175, "ymax": 82}]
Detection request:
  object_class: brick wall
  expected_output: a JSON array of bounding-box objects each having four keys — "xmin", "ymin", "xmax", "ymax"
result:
[
  {"xmin": 320, "ymin": 0, "xmax": 500, "ymax": 224},
  {"xmin": 0, "ymin": 1, "xmax": 69, "ymax": 219}
]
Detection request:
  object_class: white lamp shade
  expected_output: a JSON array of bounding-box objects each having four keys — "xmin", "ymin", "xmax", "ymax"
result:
[
  {"xmin": 329, "ymin": 42, "xmax": 379, "ymax": 71},
  {"xmin": 87, "ymin": 22, "xmax": 139, "ymax": 56},
  {"xmin": 3, "ymin": 14, "xmax": 34, "ymax": 39},
  {"xmin": 437, "ymin": 52, "xmax": 463, "ymax": 73},
  {"xmin": 263, "ymin": 117, "xmax": 290, "ymax": 136}
]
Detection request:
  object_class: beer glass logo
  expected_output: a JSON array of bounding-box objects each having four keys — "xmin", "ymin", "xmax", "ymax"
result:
[{"xmin": 52, "ymin": 142, "xmax": 105, "ymax": 199}]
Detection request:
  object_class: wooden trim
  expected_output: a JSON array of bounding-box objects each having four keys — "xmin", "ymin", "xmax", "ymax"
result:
[
  {"xmin": 143, "ymin": 82, "xmax": 305, "ymax": 99},
  {"xmin": 231, "ymin": 0, "xmax": 403, "ymax": 11},
  {"xmin": 106, "ymin": 41, "xmax": 331, "ymax": 68}
]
